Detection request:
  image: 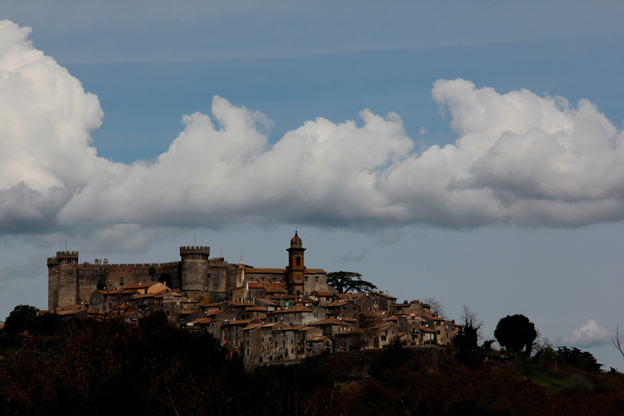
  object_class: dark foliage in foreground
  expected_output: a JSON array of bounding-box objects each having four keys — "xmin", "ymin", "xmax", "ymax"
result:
[{"xmin": 1, "ymin": 317, "xmax": 624, "ymax": 416}]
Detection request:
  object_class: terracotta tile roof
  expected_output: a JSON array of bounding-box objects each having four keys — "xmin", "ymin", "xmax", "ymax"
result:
[
  {"xmin": 243, "ymin": 323, "xmax": 262, "ymax": 330},
  {"xmin": 131, "ymin": 293, "xmax": 160, "ymax": 300},
  {"xmin": 289, "ymin": 325, "xmax": 306, "ymax": 331},
  {"xmin": 311, "ymin": 317, "xmax": 342, "ymax": 326},
  {"xmin": 245, "ymin": 268, "xmax": 286, "ymax": 274},
  {"xmin": 244, "ymin": 306, "xmax": 268, "ymax": 312},
  {"xmin": 266, "ymin": 287, "xmax": 287, "ymax": 294},
  {"xmin": 296, "ymin": 326, "xmax": 316, "ymax": 332},
  {"xmin": 99, "ymin": 289, "xmax": 124, "ymax": 295},
  {"xmin": 304, "ymin": 269, "xmax": 327, "ymax": 274},
  {"xmin": 371, "ymin": 321, "xmax": 396, "ymax": 330},
  {"xmin": 56, "ymin": 305, "xmax": 88, "ymax": 315},
  {"xmin": 268, "ymin": 305, "xmax": 312, "ymax": 314},
  {"xmin": 255, "ymin": 297, "xmax": 278, "ymax": 305},
  {"xmin": 206, "ymin": 310, "xmax": 232, "ymax": 317},
  {"xmin": 311, "ymin": 291, "xmax": 334, "ymax": 297},
  {"xmin": 272, "ymin": 325, "xmax": 298, "ymax": 332},
  {"xmin": 327, "ymin": 299, "xmax": 354, "ymax": 308},
  {"xmin": 422, "ymin": 313, "xmax": 445, "ymax": 321},
  {"xmin": 307, "ymin": 336, "xmax": 329, "ymax": 342},
  {"xmin": 248, "ymin": 282, "xmax": 263, "ymax": 289},
  {"xmin": 374, "ymin": 292, "xmax": 398, "ymax": 299},
  {"xmin": 124, "ymin": 282, "xmax": 161, "ymax": 289},
  {"xmin": 222, "ymin": 319, "xmax": 253, "ymax": 327}
]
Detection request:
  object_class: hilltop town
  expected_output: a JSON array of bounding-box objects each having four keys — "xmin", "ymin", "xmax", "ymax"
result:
[{"xmin": 46, "ymin": 232, "xmax": 460, "ymax": 366}]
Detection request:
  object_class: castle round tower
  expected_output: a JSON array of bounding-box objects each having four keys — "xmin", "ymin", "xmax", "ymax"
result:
[
  {"xmin": 47, "ymin": 251, "xmax": 79, "ymax": 310},
  {"xmin": 179, "ymin": 246, "xmax": 210, "ymax": 292}
]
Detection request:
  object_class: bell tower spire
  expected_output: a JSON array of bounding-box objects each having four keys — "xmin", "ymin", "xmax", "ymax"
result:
[{"xmin": 286, "ymin": 230, "xmax": 306, "ymax": 295}]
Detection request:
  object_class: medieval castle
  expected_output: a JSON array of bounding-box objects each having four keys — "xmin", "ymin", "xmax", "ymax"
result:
[
  {"xmin": 46, "ymin": 232, "xmax": 459, "ymax": 366},
  {"xmin": 47, "ymin": 231, "xmax": 329, "ymax": 311}
]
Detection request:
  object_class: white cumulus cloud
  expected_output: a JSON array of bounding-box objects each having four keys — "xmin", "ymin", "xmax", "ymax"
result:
[
  {"xmin": 4, "ymin": 20, "xmax": 624, "ymax": 239},
  {"xmin": 0, "ymin": 20, "xmax": 122, "ymax": 233},
  {"xmin": 561, "ymin": 319, "xmax": 612, "ymax": 348}
]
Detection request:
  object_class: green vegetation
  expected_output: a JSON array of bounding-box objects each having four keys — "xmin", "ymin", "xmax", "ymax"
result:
[
  {"xmin": 1, "ymin": 306, "xmax": 623, "ymax": 415},
  {"xmin": 3, "ymin": 304, "xmax": 39, "ymax": 335},
  {"xmin": 495, "ymin": 314, "xmax": 537, "ymax": 356},
  {"xmin": 327, "ymin": 271, "xmax": 378, "ymax": 293}
]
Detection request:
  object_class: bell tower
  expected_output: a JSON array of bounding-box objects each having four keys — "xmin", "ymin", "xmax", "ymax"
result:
[{"xmin": 286, "ymin": 231, "xmax": 306, "ymax": 295}]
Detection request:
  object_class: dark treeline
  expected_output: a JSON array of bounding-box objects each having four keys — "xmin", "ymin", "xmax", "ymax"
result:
[{"xmin": 1, "ymin": 313, "xmax": 624, "ymax": 416}]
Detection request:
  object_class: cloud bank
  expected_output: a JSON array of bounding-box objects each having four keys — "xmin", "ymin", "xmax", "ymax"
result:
[
  {"xmin": 561, "ymin": 319, "xmax": 612, "ymax": 348},
  {"xmin": 3, "ymin": 20, "xmax": 624, "ymax": 239}
]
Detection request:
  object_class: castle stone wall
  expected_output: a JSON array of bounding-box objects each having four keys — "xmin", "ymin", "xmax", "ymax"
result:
[{"xmin": 47, "ymin": 258, "xmax": 59, "ymax": 311}]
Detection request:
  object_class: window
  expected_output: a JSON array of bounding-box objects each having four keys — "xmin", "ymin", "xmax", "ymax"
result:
[
  {"xmin": 247, "ymin": 340, "xmax": 249, "ymax": 346},
  {"xmin": 381, "ymin": 335, "xmax": 387, "ymax": 341},
  {"xmin": 305, "ymin": 276, "xmax": 308, "ymax": 282},
  {"xmin": 247, "ymin": 349, "xmax": 250, "ymax": 356},
  {"xmin": 296, "ymin": 257, "xmax": 301, "ymax": 266},
  {"xmin": 315, "ymin": 276, "xmax": 319, "ymax": 282}
]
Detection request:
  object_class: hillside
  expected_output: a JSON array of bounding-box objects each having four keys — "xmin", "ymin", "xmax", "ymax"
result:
[{"xmin": 1, "ymin": 316, "xmax": 623, "ymax": 415}]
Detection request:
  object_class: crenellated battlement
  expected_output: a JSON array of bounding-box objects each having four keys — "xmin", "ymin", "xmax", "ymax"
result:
[
  {"xmin": 56, "ymin": 251, "xmax": 79, "ymax": 258},
  {"xmin": 48, "ymin": 241, "xmax": 241, "ymax": 310},
  {"xmin": 180, "ymin": 246, "xmax": 210, "ymax": 259},
  {"xmin": 52, "ymin": 251, "xmax": 79, "ymax": 265}
]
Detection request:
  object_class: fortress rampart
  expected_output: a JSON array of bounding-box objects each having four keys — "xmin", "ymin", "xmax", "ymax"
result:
[{"xmin": 48, "ymin": 246, "xmax": 236, "ymax": 310}]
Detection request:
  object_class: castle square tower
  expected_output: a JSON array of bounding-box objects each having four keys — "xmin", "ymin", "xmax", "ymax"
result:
[
  {"xmin": 286, "ymin": 231, "xmax": 306, "ymax": 295},
  {"xmin": 47, "ymin": 251, "xmax": 79, "ymax": 310}
]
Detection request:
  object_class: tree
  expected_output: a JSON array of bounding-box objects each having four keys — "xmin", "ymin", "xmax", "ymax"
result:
[
  {"xmin": 494, "ymin": 314, "xmax": 537, "ymax": 356},
  {"xmin": 4, "ymin": 304, "xmax": 40, "ymax": 334},
  {"xmin": 423, "ymin": 297, "xmax": 446, "ymax": 319},
  {"xmin": 453, "ymin": 305, "xmax": 481, "ymax": 350},
  {"xmin": 326, "ymin": 271, "xmax": 377, "ymax": 293}
]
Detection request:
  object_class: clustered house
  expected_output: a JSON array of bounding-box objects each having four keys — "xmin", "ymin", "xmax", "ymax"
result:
[{"xmin": 45, "ymin": 232, "xmax": 460, "ymax": 366}]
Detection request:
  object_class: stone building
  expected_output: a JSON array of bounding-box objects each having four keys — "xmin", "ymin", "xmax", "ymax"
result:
[
  {"xmin": 49, "ymin": 232, "xmax": 331, "ymax": 311},
  {"xmin": 48, "ymin": 246, "xmax": 237, "ymax": 311}
]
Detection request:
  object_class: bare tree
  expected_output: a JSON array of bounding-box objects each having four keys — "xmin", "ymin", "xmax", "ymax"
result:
[
  {"xmin": 614, "ymin": 324, "xmax": 624, "ymax": 359},
  {"xmin": 461, "ymin": 305, "xmax": 483, "ymax": 341},
  {"xmin": 423, "ymin": 297, "xmax": 446, "ymax": 319}
]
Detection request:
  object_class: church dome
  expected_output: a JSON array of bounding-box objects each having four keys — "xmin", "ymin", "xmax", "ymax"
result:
[{"xmin": 290, "ymin": 230, "xmax": 302, "ymax": 248}]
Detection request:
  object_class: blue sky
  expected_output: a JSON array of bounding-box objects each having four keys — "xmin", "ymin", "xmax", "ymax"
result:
[{"xmin": 1, "ymin": 1, "xmax": 624, "ymax": 368}]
